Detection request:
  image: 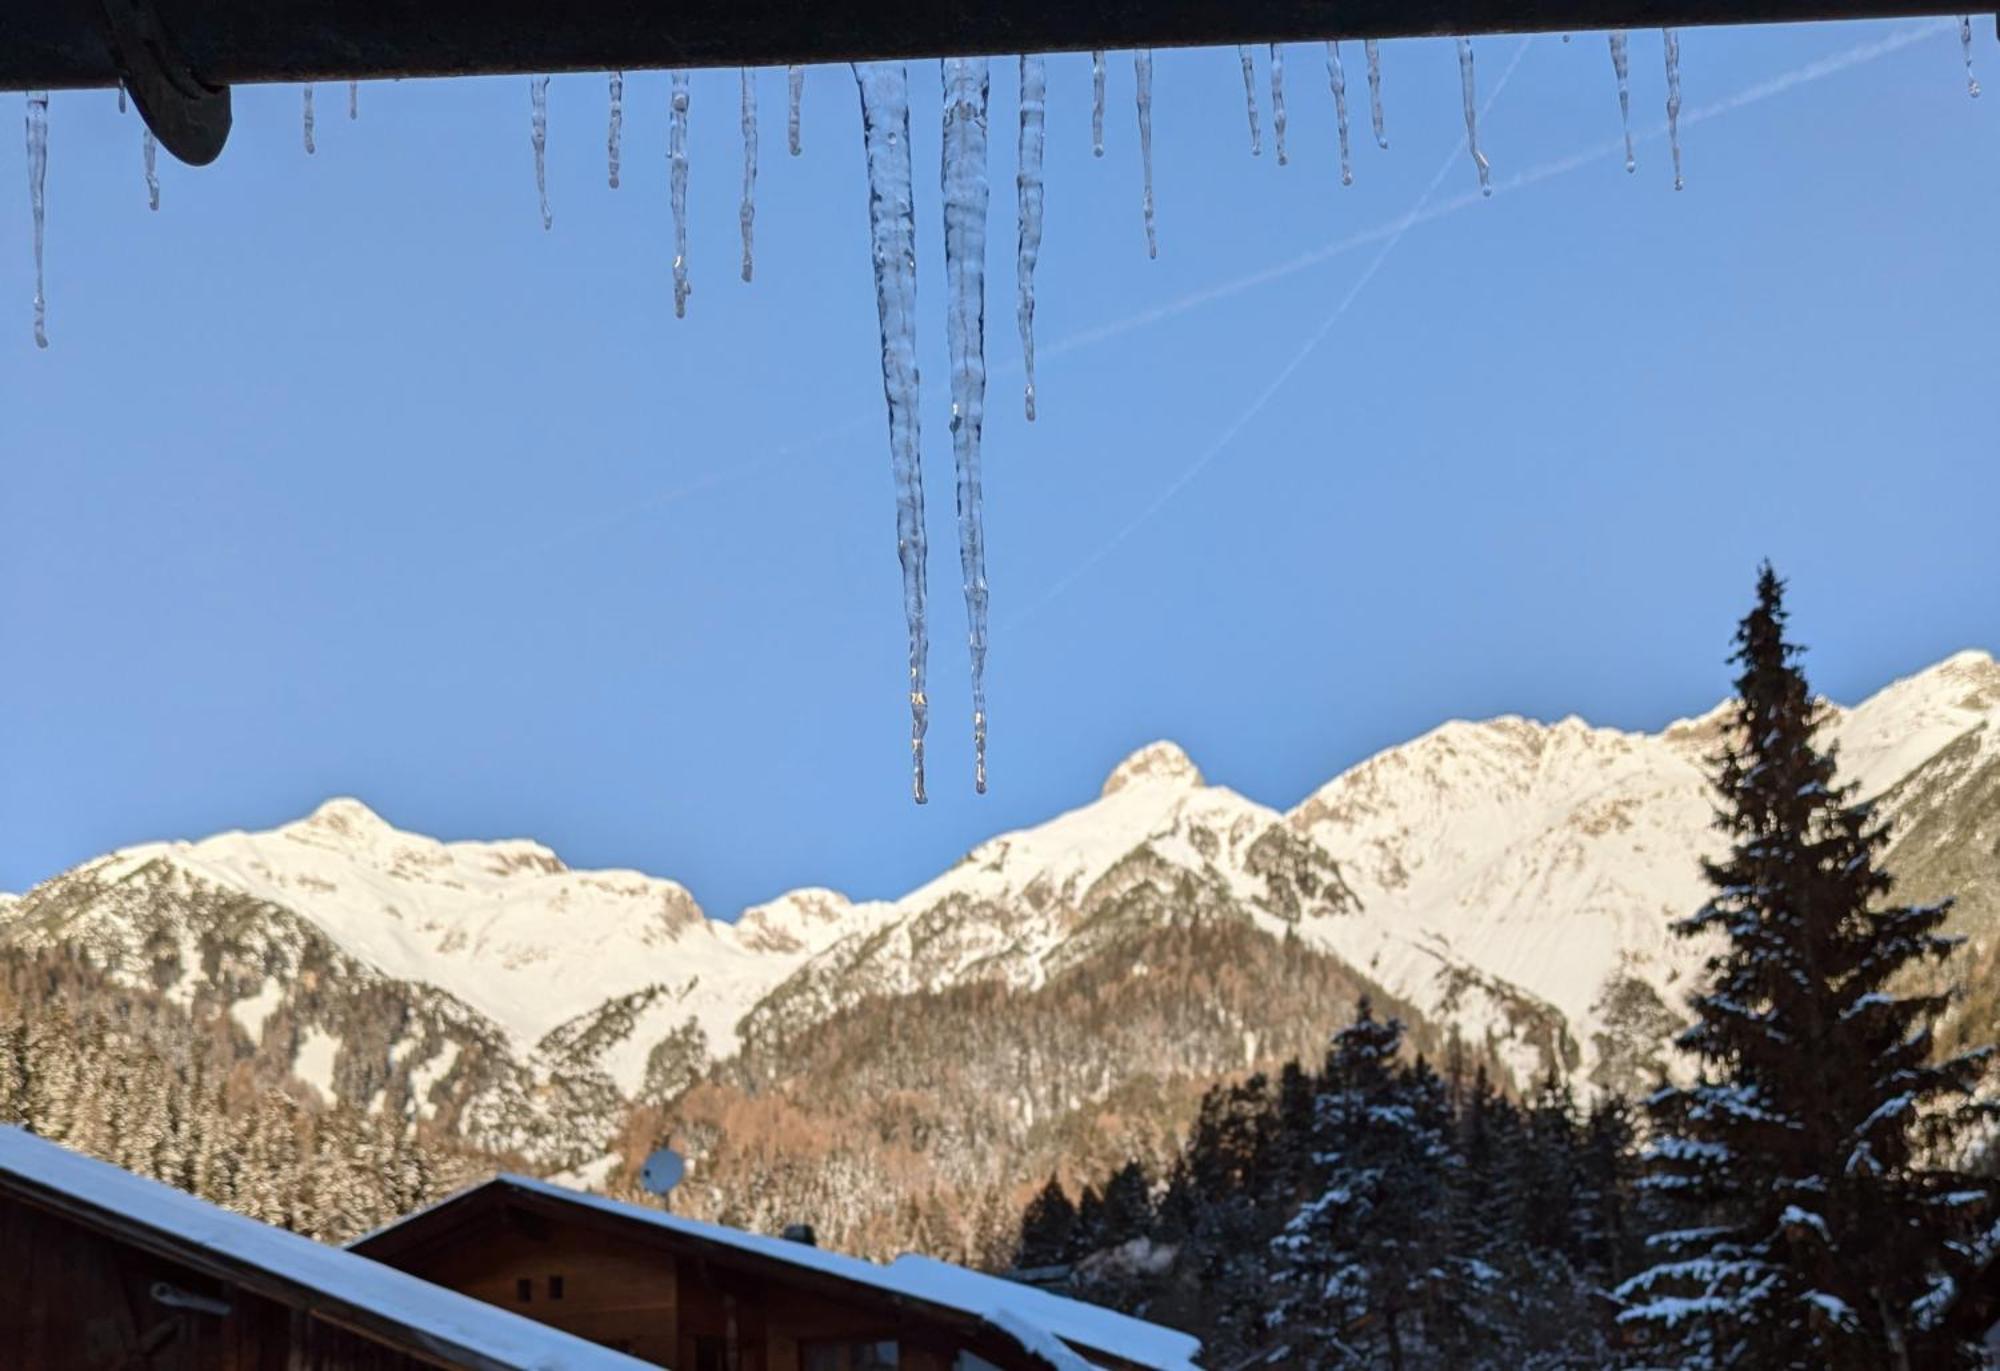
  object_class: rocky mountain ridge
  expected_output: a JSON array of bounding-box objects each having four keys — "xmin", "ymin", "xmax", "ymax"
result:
[{"xmin": 4, "ymin": 650, "xmax": 1994, "ymax": 1219}]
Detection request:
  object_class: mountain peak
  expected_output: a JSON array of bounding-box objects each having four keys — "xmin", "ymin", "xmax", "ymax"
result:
[
  {"xmin": 297, "ymin": 797, "xmax": 391, "ymax": 838},
  {"xmin": 1101, "ymin": 741, "xmax": 1204, "ymax": 798}
]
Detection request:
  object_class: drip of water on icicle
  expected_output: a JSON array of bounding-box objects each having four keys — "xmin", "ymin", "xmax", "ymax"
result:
[
  {"xmin": 608, "ymin": 72, "xmax": 624, "ymax": 188},
  {"xmin": 1271, "ymin": 45, "xmax": 1289, "ymax": 166},
  {"xmin": 303, "ymin": 85, "xmax": 316, "ymax": 155},
  {"xmin": 26, "ymin": 90, "xmax": 48, "ymax": 349},
  {"xmin": 531, "ymin": 76, "xmax": 552, "ymax": 229},
  {"xmin": 1238, "ymin": 46, "xmax": 1263, "ymax": 155},
  {"xmin": 1664, "ymin": 29, "xmax": 1684, "ymax": 190},
  {"xmin": 1017, "ymin": 56, "xmax": 1046, "ymax": 423},
  {"xmin": 1366, "ymin": 40, "xmax": 1388, "ymax": 148},
  {"xmin": 1325, "ymin": 42, "xmax": 1354, "ymax": 186},
  {"xmin": 1962, "ymin": 17, "xmax": 1982, "ymax": 97},
  {"xmin": 1609, "ymin": 32, "xmax": 1636, "ymax": 172},
  {"xmin": 1136, "ymin": 51, "xmax": 1158, "ymax": 258},
  {"xmin": 1091, "ymin": 51, "xmax": 1106, "ymax": 156},
  {"xmin": 852, "ymin": 61, "xmax": 929, "ymax": 803},
  {"xmin": 1456, "ymin": 39, "xmax": 1491, "ymax": 196},
  {"xmin": 788, "ymin": 65, "xmax": 805, "ymax": 154},
  {"xmin": 942, "ymin": 57, "xmax": 993, "ymax": 795},
  {"xmin": 671, "ymin": 71, "xmax": 692, "ymax": 316},
  {"xmin": 740, "ymin": 69, "xmax": 758, "ymax": 282},
  {"xmin": 143, "ymin": 129, "xmax": 160, "ymax": 211},
  {"xmin": 349, "ymin": 82, "xmax": 359, "ymax": 120}
]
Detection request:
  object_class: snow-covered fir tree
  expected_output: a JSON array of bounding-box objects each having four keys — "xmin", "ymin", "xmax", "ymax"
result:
[{"xmin": 1619, "ymin": 564, "xmax": 1999, "ymax": 1369}]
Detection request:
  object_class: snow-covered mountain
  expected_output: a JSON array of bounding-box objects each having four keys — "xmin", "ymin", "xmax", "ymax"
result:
[{"xmin": 5, "ymin": 650, "xmax": 1995, "ymax": 1174}]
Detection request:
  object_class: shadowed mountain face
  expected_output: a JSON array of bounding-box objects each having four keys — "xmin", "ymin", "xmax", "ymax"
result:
[{"xmin": 5, "ymin": 651, "xmax": 1994, "ymax": 1256}]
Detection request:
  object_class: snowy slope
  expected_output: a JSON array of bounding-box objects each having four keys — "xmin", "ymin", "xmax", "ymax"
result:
[
  {"xmin": 5, "ymin": 649, "xmax": 1993, "ymax": 1152},
  {"xmin": 65, "ymin": 798, "xmax": 876, "ymax": 1059}
]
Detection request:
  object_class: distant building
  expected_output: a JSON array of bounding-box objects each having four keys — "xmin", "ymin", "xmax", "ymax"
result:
[
  {"xmin": 0, "ymin": 1126, "xmax": 653, "ymax": 1371},
  {"xmin": 350, "ymin": 1174, "xmax": 1205, "ymax": 1371}
]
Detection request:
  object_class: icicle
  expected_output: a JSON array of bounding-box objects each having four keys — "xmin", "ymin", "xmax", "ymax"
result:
[
  {"xmin": 1017, "ymin": 56, "xmax": 1046, "ymax": 423},
  {"xmin": 303, "ymin": 85, "xmax": 316, "ymax": 155},
  {"xmin": 788, "ymin": 65, "xmax": 804, "ymax": 154},
  {"xmin": 1456, "ymin": 38, "xmax": 1491, "ymax": 196},
  {"xmin": 1664, "ymin": 29, "xmax": 1684, "ymax": 191},
  {"xmin": 852, "ymin": 62, "xmax": 929, "ymax": 803},
  {"xmin": 531, "ymin": 76, "xmax": 552, "ymax": 230},
  {"xmin": 1961, "ymin": 17, "xmax": 1982, "ymax": 97},
  {"xmin": 118, "ymin": 85, "xmax": 127, "ymax": 115},
  {"xmin": 608, "ymin": 72, "xmax": 624, "ymax": 188},
  {"xmin": 349, "ymin": 81, "xmax": 358, "ymax": 120},
  {"xmin": 1271, "ymin": 44, "xmax": 1289, "ymax": 166},
  {"xmin": 942, "ymin": 57, "xmax": 992, "ymax": 796},
  {"xmin": 1135, "ymin": 50, "xmax": 1157, "ymax": 258},
  {"xmin": 1609, "ymin": 32, "xmax": 1635, "ymax": 172},
  {"xmin": 143, "ymin": 129, "xmax": 158, "ymax": 211},
  {"xmin": 1325, "ymin": 42, "xmax": 1354, "ymax": 186},
  {"xmin": 1091, "ymin": 50, "xmax": 1106, "ymax": 157},
  {"xmin": 671, "ymin": 71, "xmax": 691, "ymax": 315},
  {"xmin": 1365, "ymin": 40, "xmax": 1388, "ymax": 148},
  {"xmin": 740, "ymin": 68, "xmax": 757, "ymax": 283},
  {"xmin": 26, "ymin": 90, "xmax": 48, "ymax": 350},
  {"xmin": 1238, "ymin": 46, "xmax": 1262, "ymax": 155}
]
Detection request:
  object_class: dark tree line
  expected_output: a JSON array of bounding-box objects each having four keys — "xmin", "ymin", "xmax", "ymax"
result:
[{"xmin": 1017, "ymin": 568, "xmax": 1998, "ymax": 1369}]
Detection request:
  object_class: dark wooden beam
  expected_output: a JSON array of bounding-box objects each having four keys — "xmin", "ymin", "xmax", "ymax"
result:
[{"xmin": 0, "ymin": 0, "xmax": 1968, "ymax": 93}]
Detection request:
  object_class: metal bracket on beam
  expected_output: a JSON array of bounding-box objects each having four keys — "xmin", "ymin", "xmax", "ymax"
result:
[{"xmin": 96, "ymin": 0, "xmax": 231, "ymax": 165}]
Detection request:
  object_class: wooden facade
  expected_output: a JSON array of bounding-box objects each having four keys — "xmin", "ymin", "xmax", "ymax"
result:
[
  {"xmin": 352, "ymin": 1179, "xmax": 1200, "ymax": 1371},
  {"xmin": 0, "ymin": 1127, "xmax": 656, "ymax": 1371}
]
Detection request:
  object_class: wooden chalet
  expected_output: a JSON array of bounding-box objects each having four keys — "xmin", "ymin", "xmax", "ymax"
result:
[
  {"xmin": 349, "ymin": 1175, "xmax": 1205, "ymax": 1371},
  {"xmin": 0, "ymin": 1127, "xmax": 657, "ymax": 1371}
]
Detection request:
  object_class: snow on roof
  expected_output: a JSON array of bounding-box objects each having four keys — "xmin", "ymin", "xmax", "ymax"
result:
[
  {"xmin": 0, "ymin": 1129, "xmax": 656, "ymax": 1371},
  {"xmin": 356, "ymin": 1172, "xmax": 1203, "ymax": 1371}
]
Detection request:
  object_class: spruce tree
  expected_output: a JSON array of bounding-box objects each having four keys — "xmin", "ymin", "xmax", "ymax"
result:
[
  {"xmin": 1620, "ymin": 564, "xmax": 1998, "ymax": 1370},
  {"xmin": 1014, "ymin": 1173, "xmax": 1078, "ymax": 1268}
]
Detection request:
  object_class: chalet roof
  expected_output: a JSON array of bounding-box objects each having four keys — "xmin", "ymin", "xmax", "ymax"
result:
[
  {"xmin": 0, "ymin": 1128, "xmax": 659, "ymax": 1371},
  {"xmin": 352, "ymin": 1172, "xmax": 1205, "ymax": 1371}
]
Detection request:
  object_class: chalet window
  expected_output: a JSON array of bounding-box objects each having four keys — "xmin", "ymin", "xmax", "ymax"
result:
[
  {"xmin": 515, "ymin": 1278, "xmax": 532, "ymax": 1303},
  {"xmin": 548, "ymin": 1275, "xmax": 565, "ymax": 1300},
  {"xmin": 802, "ymin": 1340, "xmax": 899, "ymax": 1371}
]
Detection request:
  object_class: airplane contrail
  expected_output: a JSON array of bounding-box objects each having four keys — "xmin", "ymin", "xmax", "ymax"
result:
[
  {"xmin": 1005, "ymin": 18, "xmax": 1952, "ymax": 625},
  {"xmin": 1005, "ymin": 34, "xmax": 1537, "ymax": 629}
]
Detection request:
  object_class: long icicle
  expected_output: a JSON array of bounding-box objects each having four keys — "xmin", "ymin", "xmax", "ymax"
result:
[
  {"xmin": 303, "ymin": 85, "xmax": 316, "ymax": 155},
  {"xmin": 1136, "ymin": 50, "xmax": 1157, "ymax": 258},
  {"xmin": 1238, "ymin": 46, "xmax": 1263, "ymax": 155},
  {"xmin": 1017, "ymin": 56, "xmax": 1046, "ymax": 423},
  {"xmin": 671, "ymin": 71, "xmax": 692, "ymax": 315},
  {"xmin": 1325, "ymin": 42, "xmax": 1354, "ymax": 186},
  {"xmin": 349, "ymin": 81, "xmax": 358, "ymax": 120},
  {"xmin": 1456, "ymin": 38, "xmax": 1491, "ymax": 196},
  {"xmin": 531, "ymin": 76, "xmax": 552, "ymax": 229},
  {"xmin": 1365, "ymin": 39, "xmax": 1388, "ymax": 148},
  {"xmin": 1091, "ymin": 50, "xmax": 1106, "ymax": 157},
  {"xmin": 143, "ymin": 129, "xmax": 159, "ymax": 211},
  {"xmin": 608, "ymin": 72, "xmax": 624, "ymax": 188},
  {"xmin": 942, "ymin": 57, "xmax": 992, "ymax": 795},
  {"xmin": 1609, "ymin": 33, "xmax": 1636, "ymax": 172},
  {"xmin": 788, "ymin": 65, "xmax": 804, "ymax": 154},
  {"xmin": 26, "ymin": 90, "xmax": 48, "ymax": 349},
  {"xmin": 1271, "ymin": 45, "xmax": 1290, "ymax": 165},
  {"xmin": 118, "ymin": 85, "xmax": 127, "ymax": 114},
  {"xmin": 1961, "ymin": 17, "xmax": 1982, "ymax": 97},
  {"xmin": 1664, "ymin": 29, "xmax": 1684, "ymax": 191},
  {"xmin": 740, "ymin": 68, "xmax": 757, "ymax": 282},
  {"xmin": 852, "ymin": 62, "xmax": 929, "ymax": 803}
]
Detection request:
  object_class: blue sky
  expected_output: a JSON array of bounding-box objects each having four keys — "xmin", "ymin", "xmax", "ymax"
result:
[{"xmin": 2, "ymin": 20, "xmax": 1995, "ymax": 915}]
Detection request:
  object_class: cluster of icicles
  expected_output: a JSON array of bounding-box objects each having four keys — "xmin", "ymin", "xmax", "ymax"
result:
[{"xmin": 18, "ymin": 28, "xmax": 1987, "ymax": 801}]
